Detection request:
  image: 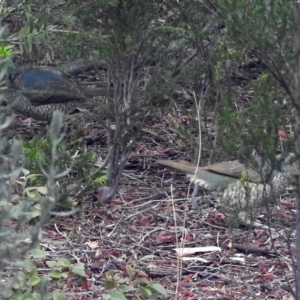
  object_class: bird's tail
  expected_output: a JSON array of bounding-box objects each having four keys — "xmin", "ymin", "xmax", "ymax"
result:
[{"xmin": 156, "ymin": 159, "xmax": 197, "ymax": 175}]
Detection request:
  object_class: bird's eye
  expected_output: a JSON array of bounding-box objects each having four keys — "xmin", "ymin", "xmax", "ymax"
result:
[{"xmin": 8, "ymin": 72, "xmax": 19, "ymax": 82}]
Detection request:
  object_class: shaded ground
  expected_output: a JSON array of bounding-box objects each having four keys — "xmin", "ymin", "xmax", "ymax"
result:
[
  {"xmin": 15, "ymin": 112, "xmax": 295, "ymax": 300},
  {"xmin": 3, "ymin": 55, "xmax": 296, "ymax": 299}
]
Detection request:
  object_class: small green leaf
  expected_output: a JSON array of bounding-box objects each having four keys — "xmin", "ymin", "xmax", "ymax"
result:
[
  {"xmin": 72, "ymin": 263, "xmax": 86, "ymax": 277},
  {"xmin": 149, "ymin": 282, "xmax": 167, "ymax": 296},
  {"xmin": 25, "ymin": 186, "xmax": 48, "ymax": 197},
  {"xmin": 125, "ymin": 265, "xmax": 137, "ymax": 279},
  {"xmin": 23, "ymin": 259, "xmax": 37, "ymax": 270},
  {"xmin": 57, "ymin": 258, "xmax": 71, "ymax": 267},
  {"xmin": 27, "ymin": 275, "xmax": 41, "ymax": 286},
  {"xmin": 132, "ymin": 278, "xmax": 149, "ymax": 285},
  {"xmin": 12, "ymin": 271, "xmax": 26, "ymax": 289},
  {"xmin": 104, "ymin": 280, "xmax": 115, "ymax": 290},
  {"xmin": 118, "ymin": 285, "xmax": 135, "ymax": 293},
  {"xmin": 139, "ymin": 286, "xmax": 153, "ymax": 297},
  {"xmin": 0, "ymin": 45, "xmax": 13, "ymax": 57},
  {"xmin": 20, "ymin": 292, "xmax": 39, "ymax": 300},
  {"xmin": 49, "ymin": 270, "xmax": 68, "ymax": 279},
  {"xmin": 46, "ymin": 260, "xmax": 56, "ymax": 268},
  {"xmin": 30, "ymin": 248, "xmax": 46, "ymax": 259},
  {"xmin": 106, "ymin": 269, "xmax": 115, "ymax": 277},
  {"xmin": 107, "ymin": 291, "xmax": 127, "ymax": 300},
  {"xmin": 52, "ymin": 291, "xmax": 67, "ymax": 300}
]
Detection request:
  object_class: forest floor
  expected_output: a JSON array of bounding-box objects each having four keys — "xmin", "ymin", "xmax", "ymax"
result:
[
  {"xmin": 4, "ymin": 56, "xmax": 296, "ymax": 299},
  {"xmin": 7, "ymin": 110, "xmax": 296, "ymax": 300}
]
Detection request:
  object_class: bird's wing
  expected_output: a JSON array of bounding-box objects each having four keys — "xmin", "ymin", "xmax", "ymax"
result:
[
  {"xmin": 156, "ymin": 159, "xmax": 198, "ymax": 174},
  {"xmin": 200, "ymin": 161, "xmax": 263, "ymax": 183},
  {"xmin": 156, "ymin": 159, "xmax": 238, "ymax": 191},
  {"xmin": 22, "ymin": 79, "xmax": 86, "ymax": 105}
]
